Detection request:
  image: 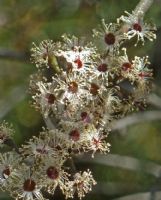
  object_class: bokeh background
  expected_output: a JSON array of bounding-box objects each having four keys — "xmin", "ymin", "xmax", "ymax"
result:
[{"xmin": 0, "ymin": 0, "xmax": 161, "ymax": 199}]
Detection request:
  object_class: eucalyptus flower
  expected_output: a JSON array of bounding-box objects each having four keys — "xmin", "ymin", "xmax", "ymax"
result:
[{"xmin": 118, "ymin": 11, "xmax": 156, "ymax": 45}]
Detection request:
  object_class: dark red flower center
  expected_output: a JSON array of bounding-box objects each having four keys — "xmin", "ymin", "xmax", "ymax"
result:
[
  {"xmin": 46, "ymin": 166, "xmax": 59, "ymax": 180},
  {"xmin": 68, "ymin": 81, "xmax": 78, "ymax": 93},
  {"xmin": 104, "ymin": 33, "xmax": 115, "ymax": 45},
  {"xmin": 23, "ymin": 179, "xmax": 36, "ymax": 192},
  {"xmin": 90, "ymin": 83, "xmax": 99, "ymax": 95},
  {"xmin": 133, "ymin": 23, "xmax": 142, "ymax": 32},
  {"xmin": 69, "ymin": 129, "xmax": 80, "ymax": 141},
  {"xmin": 122, "ymin": 62, "xmax": 132, "ymax": 71},
  {"xmin": 46, "ymin": 93, "xmax": 56, "ymax": 104},
  {"xmin": 81, "ymin": 112, "xmax": 88, "ymax": 121},
  {"xmin": 74, "ymin": 58, "xmax": 83, "ymax": 69},
  {"xmin": 2, "ymin": 167, "xmax": 10, "ymax": 179},
  {"xmin": 97, "ymin": 63, "xmax": 108, "ymax": 72}
]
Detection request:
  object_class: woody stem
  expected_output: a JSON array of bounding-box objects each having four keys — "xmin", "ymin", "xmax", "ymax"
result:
[{"xmin": 134, "ymin": 0, "xmax": 154, "ymax": 17}]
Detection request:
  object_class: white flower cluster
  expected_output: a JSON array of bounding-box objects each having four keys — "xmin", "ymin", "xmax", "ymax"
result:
[{"xmin": 0, "ymin": 3, "xmax": 156, "ymax": 200}]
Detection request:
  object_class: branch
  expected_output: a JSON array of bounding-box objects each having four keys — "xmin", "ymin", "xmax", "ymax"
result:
[
  {"xmin": 112, "ymin": 111, "xmax": 161, "ymax": 132},
  {"xmin": 0, "ymin": 48, "xmax": 29, "ymax": 61},
  {"xmin": 113, "ymin": 191, "xmax": 161, "ymax": 200},
  {"xmin": 0, "ymin": 86, "xmax": 26, "ymax": 119},
  {"xmin": 91, "ymin": 181, "xmax": 141, "ymax": 196},
  {"xmin": 134, "ymin": 0, "xmax": 154, "ymax": 17},
  {"xmin": 148, "ymin": 93, "xmax": 161, "ymax": 109},
  {"xmin": 77, "ymin": 154, "xmax": 161, "ymax": 178},
  {"xmin": 92, "ymin": 182, "xmax": 160, "ymax": 198}
]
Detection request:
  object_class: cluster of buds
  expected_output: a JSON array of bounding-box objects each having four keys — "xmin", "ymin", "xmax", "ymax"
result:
[{"xmin": 0, "ymin": 1, "xmax": 156, "ymax": 200}]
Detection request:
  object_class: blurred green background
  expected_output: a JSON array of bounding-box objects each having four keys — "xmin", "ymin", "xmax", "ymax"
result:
[{"xmin": 0, "ymin": 0, "xmax": 161, "ymax": 199}]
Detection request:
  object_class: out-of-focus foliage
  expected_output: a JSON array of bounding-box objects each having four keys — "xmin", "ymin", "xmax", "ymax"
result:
[{"xmin": 0, "ymin": 0, "xmax": 161, "ymax": 199}]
